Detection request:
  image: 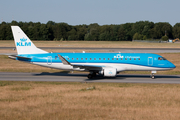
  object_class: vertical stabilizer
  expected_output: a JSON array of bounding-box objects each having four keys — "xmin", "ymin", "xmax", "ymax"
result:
[{"xmin": 11, "ymin": 26, "xmax": 48, "ymax": 54}]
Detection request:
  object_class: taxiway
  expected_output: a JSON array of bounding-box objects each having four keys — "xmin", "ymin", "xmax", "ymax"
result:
[{"xmin": 0, "ymin": 72, "xmax": 180, "ymax": 84}]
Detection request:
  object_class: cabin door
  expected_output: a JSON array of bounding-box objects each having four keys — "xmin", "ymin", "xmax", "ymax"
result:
[
  {"xmin": 47, "ymin": 56, "xmax": 52, "ymax": 65},
  {"xmin": 148, "ymin": 57, "xmax": 153, "ymax": 66}
]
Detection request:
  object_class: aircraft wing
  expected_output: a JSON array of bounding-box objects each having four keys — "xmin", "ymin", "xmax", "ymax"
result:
[
  {"xmin": 58, "ymin": 54, "xmax": 71, "ymax": 65},
  {"xmin": 58, "ymin": 54, "xmax": 126, "ymax": 71},
  {"xmin": 58, "ymin": 54, "xmax": 104, "ymax": 70},
  {"xmin": 72, "ymin": 64, "xmax": 104, "ymax": 71}
]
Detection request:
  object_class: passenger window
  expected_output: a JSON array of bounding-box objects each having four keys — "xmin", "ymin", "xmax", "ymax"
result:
[
  {"xmin": 108, "ymin": 58, "xmax": 110, "ymax": 60},
  {"xmin": 103, "ymin": 58, "xmax": 105, "ymax": 60},
  {"xmin": 68, "ymin": 58, "xmax": 70, "ymax": 60},
  {"xmin": 121, "ymin": 58, "xmax": 123, "ymax": 60},
  {"xmin": 112, "ymin": 58, "xmax": 114, "ymax": 60},
  {"xmin": 134, "ymin": 58, "xmax": 136, "ymax": 60},
  {"xmin": 116, "ymin": 58, "xmax": 118, "ymax": 60},
  {"xmin": 94, "ymin": 58, "xmax": 96, "ymax": 60},
  {"xmin": 125, "ymin": 58, "xmax": 127, "ymax": 60},
  {"xmin": 72, "ymin": 58, "xmax": 74, "ymax": 60},
  {"xmin": 99, "ymin": 58, "xmax": 101, "ymax": 60},
  {"xmin": 81, "ymin": 58, "xmax": 83, "ymax": 60},
  {"xmin": 138, "ymin": 58, "xmax": 140, "ymax": 60},
  {"xmin": 85, "ymin": 58, "xmax": 87, "ymax": 60},
  {"xmin": 130, "ymin": 58, "xmax": 131, "ymax": 60},
  {"xmin": 90, "ymin": 58, "xmax": 92, "ymax": 60},
  {"xmin": 77, "ymin": 58, "xmax": 78, "ymax": 60}
]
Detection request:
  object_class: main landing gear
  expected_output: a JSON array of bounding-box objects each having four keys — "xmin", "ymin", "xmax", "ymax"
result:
[{"xmin": 87, "ymin": 72, "xmax": 96, "ymax": 79}]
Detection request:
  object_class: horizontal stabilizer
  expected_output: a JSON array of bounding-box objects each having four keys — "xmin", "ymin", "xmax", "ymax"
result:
[{"xmin": 8, "ymin": 55, "xmax": 32, "ymax": 60}]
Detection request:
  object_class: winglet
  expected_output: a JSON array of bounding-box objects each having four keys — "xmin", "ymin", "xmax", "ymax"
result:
[{"xmin": 58, "ymin": 54, "xmax": 71, "ymax": 65}]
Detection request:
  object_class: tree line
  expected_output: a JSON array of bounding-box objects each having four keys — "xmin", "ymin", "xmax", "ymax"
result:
[{"xmin": 0, "ymin": 20, "xmax": 180, "ymax": 41}]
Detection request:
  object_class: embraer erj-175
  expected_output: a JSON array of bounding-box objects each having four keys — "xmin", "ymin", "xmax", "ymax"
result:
[{"xmin": 9, "ymin": 26, "xmax": 176, "ymax": 79}]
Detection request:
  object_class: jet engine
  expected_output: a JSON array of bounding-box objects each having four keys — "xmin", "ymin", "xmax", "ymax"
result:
[{"xmin": 99, "ymin": 68, "xmax": 117, "ymax": 77}]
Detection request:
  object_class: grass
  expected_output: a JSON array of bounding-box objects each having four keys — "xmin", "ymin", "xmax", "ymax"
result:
[
  {"xmin": 1, "ymin": 40, "xmax": 180, "ymax": 48},
  {"xmin": 0, "ymin": 48, "xmax": 108, "ymax": 54},
  {"xmin": 0, "ymin": 81, "xmax": 180, "ymax": 120},
  {"xmin": 11, "ymin": 86, "xmax": 31, "ymax": 91}
]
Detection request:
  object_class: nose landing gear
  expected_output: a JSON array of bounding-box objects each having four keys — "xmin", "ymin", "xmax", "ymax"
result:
[
  {"xmin": 150, "ymin": 71, "xmax": 156, "ymax": 79},
  {"xmin": 151, "ymin": 73, "xmax": 155, "ymax": 79}
]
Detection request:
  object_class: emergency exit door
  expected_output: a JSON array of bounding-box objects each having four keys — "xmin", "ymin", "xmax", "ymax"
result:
[
  {"xmin": 47, "ymin": 56, "xmax": 52, "ymax": 65},
  {"xmin": 148, "ymin": 57, "xmax": 153, "ymax": 66}
]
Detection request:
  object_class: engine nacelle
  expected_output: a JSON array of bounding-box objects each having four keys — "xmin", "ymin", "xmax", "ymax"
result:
[{"xmin": 103, "ymin": 68, "xmax": 117, "ymax": 77}]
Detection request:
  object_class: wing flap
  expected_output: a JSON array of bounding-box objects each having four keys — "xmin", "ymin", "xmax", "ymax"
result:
[
  {"xmin": 72, "ymin": 64, "xmax": 104, "ymax": 68},
  {"xmin": 72, "ymin": 64, "xmax": 103, "ymax": 71}
]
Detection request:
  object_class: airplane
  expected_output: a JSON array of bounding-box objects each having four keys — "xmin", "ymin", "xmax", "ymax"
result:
[{"xmin": 8, "ymin": 26, "xmax": 176, "ymax": 79}]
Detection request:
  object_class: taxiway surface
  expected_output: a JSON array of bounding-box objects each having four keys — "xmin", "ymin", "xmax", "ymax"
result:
[{"xmin": 0, "ymin": 72, "xmax": 180, "ymax": 84}]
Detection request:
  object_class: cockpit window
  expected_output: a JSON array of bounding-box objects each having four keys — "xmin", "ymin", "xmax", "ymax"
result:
[{"xmin": 158, "ymin": 57, "xmax": 166, "ymax": 60}]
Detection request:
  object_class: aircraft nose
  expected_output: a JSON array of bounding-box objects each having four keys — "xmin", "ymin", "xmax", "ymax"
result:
[{"xmin": 169, "ymin": 62, "xmax": 176, "ymax": 69}]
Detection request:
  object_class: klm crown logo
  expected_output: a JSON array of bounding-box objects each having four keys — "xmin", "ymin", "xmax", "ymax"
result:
[
  {"xmin": 16, "ymin": 38, "xmax": 31, "ymax": 46},
  {"xmin": 20, "ymin": 37, "xmax": 27, "ymax": 42}
]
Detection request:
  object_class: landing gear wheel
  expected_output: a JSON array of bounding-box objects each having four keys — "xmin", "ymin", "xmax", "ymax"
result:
[
  {"xmin": 92, "ymin": 72, "xmax": 96, "ymax": 77},
  {"xmin": 151, "ymin": 75, "xmax": 155, "ymax": 79},
  {"xmin": 87, "ymin": 72, "xmax": 96, "ymax": 79},
  {"xmin": 151, "ymin": 73, "xmax": 155, "ymax": 79},
  {"xmin": 87, "ymin": 74, "xmax": 93, "ymax": 79}
]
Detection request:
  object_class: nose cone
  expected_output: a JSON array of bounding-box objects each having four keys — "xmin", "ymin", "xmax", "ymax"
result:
[{"xmin": 169, "ymin": 62, "xmax": 176, "ymax": 69}]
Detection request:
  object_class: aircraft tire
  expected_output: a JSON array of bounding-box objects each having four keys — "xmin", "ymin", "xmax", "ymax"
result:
[
  {"xmin": 151, "ymin": 73, "xmax": 155, "ymax": 79},
  {"xmin": 87, "ymin": 74, "xmax": 93, "ymax": 79}
]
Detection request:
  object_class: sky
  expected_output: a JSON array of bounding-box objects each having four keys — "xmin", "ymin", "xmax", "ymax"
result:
[{"xmin": 0, "ymin": 0, "xmax": 180, "ymax": 26}]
